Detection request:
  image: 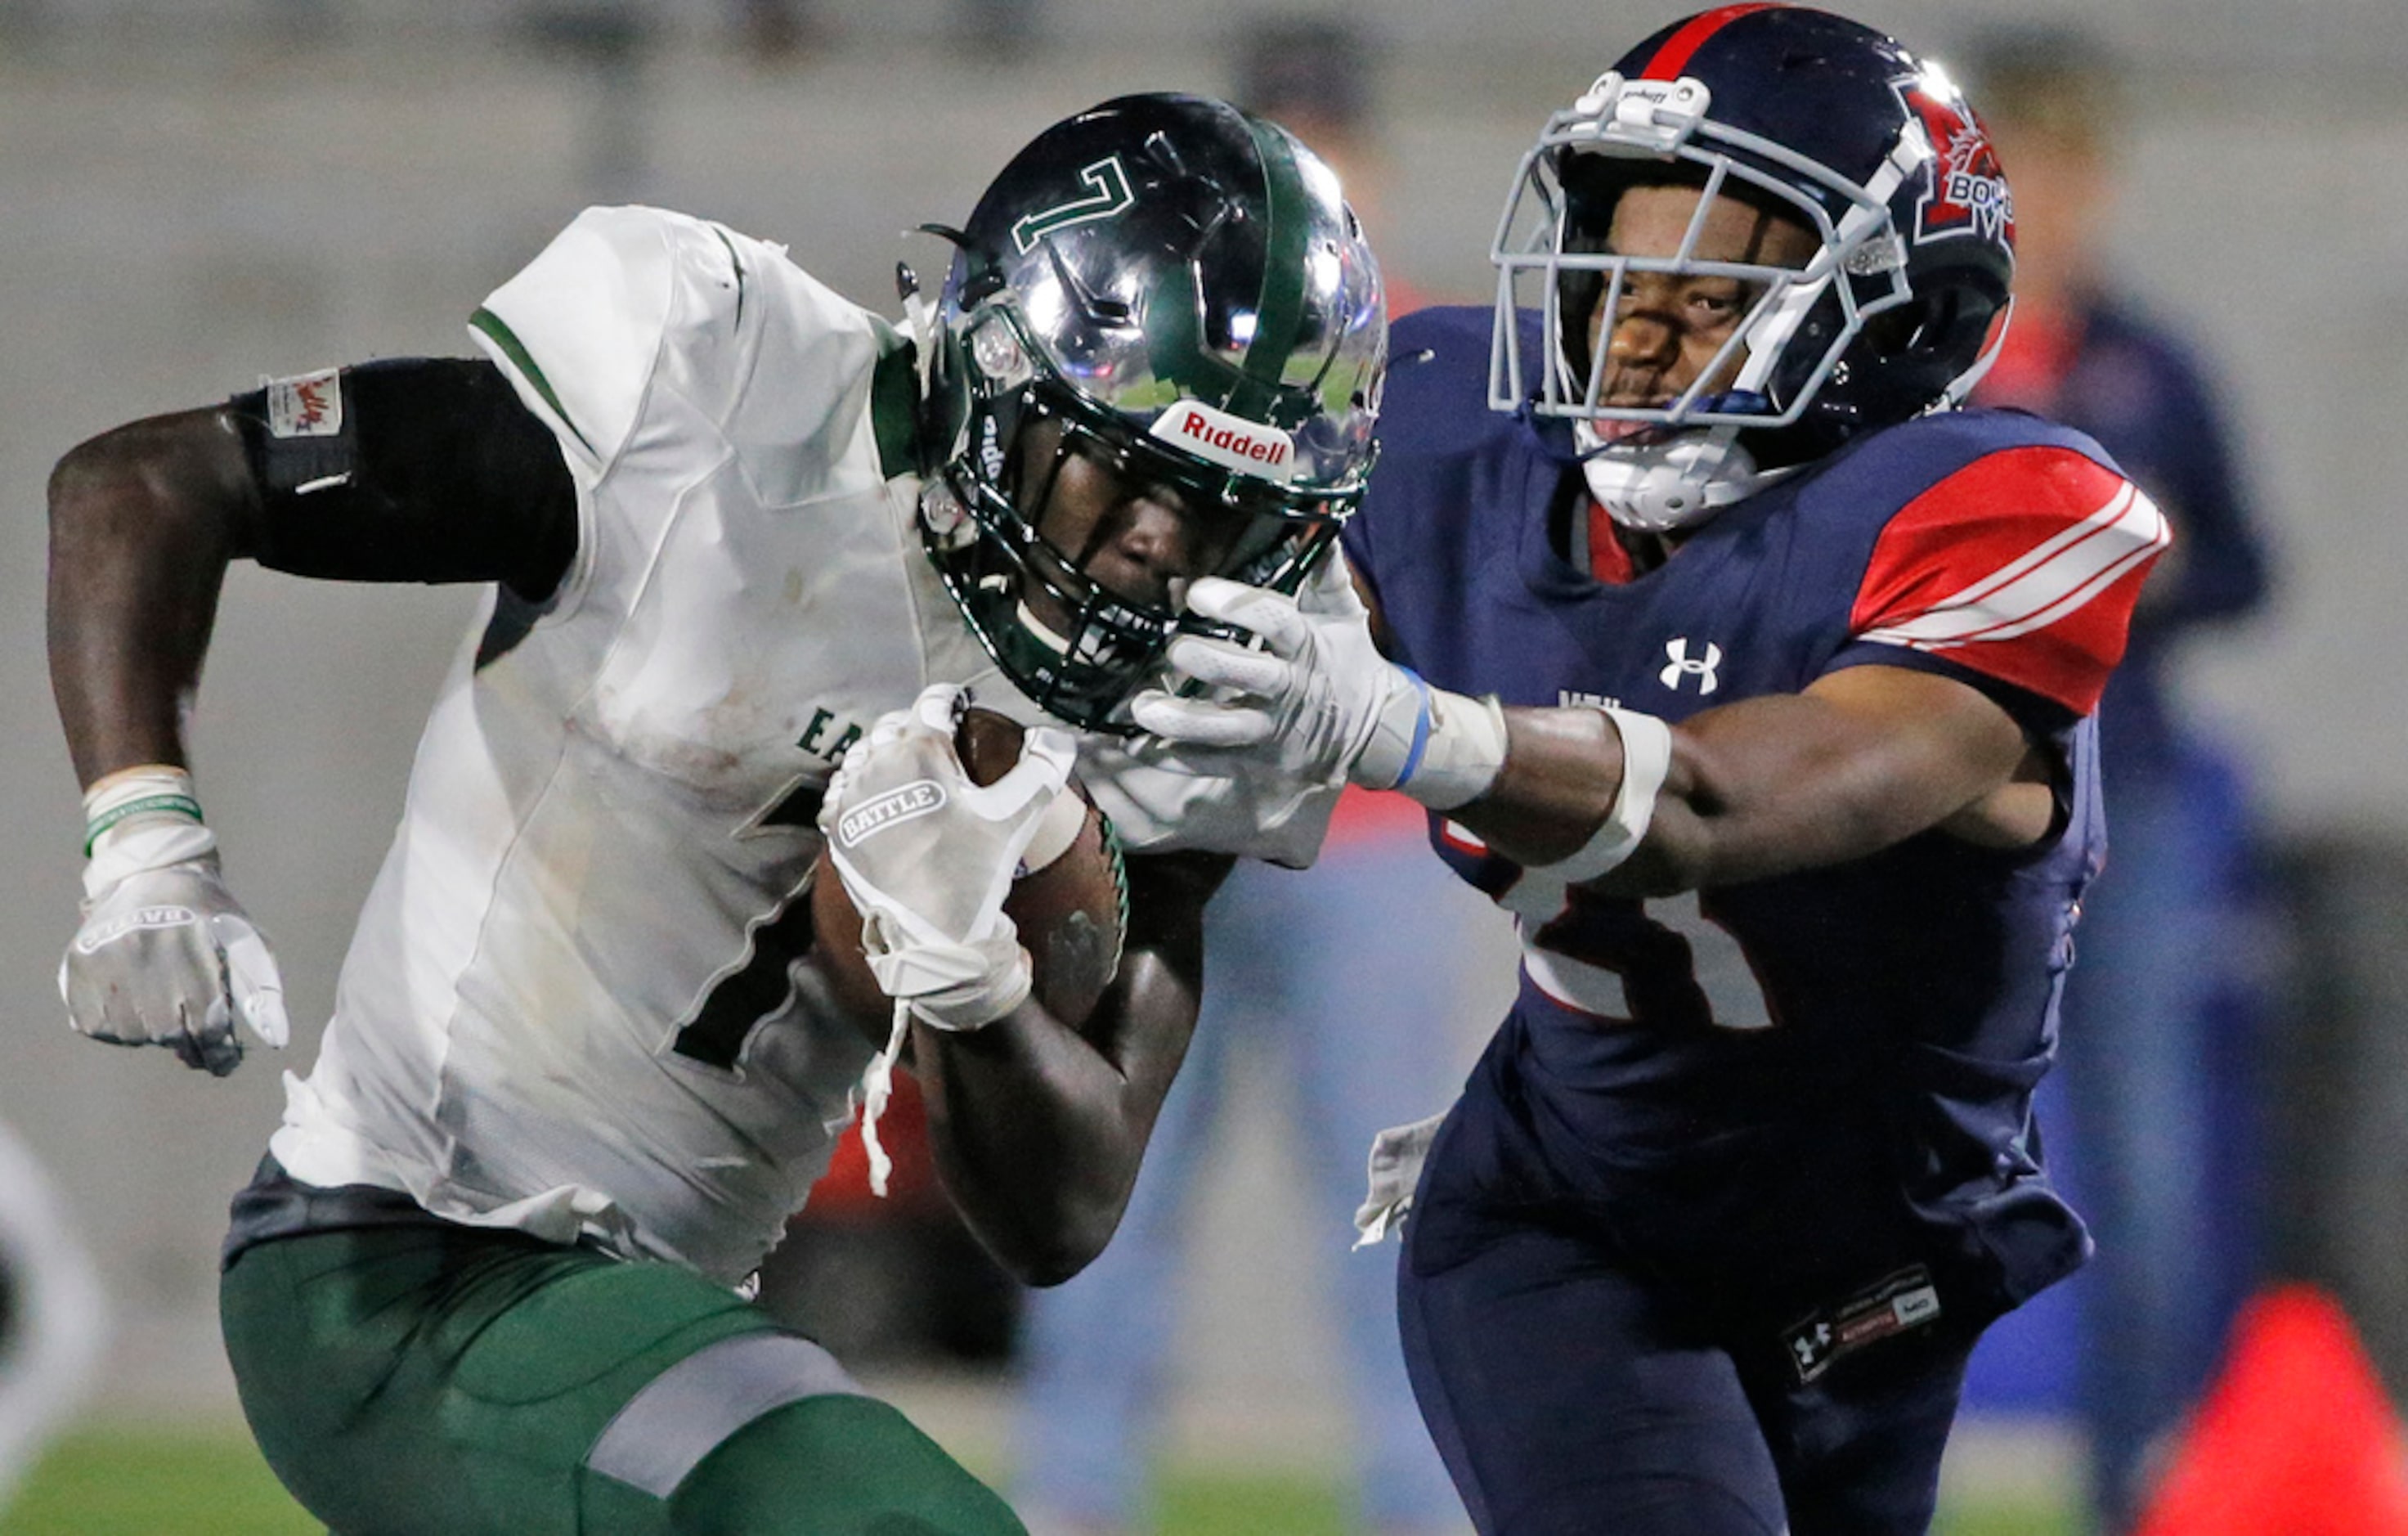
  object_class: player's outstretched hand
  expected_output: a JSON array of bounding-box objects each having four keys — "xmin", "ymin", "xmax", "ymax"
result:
[
  {"xmin": 1129, "ymin": 574, "xmax": 1422, "ymax": 791},
  {"xmin": 818, "ymin": 684, "xmax": 1078, "ymax": 1031},
  {"xmin": 61, "ymin": 826, "xmax": 289, "ymax": 1078}
]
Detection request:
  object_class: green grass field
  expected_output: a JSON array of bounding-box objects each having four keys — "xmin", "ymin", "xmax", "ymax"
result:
[
  {"xmin": 0, "ymin": 1426, "xmax": 2077, "ymax": 1534},
  {"xmin": 2, "ymin": 1429, "xmax": 319, "ymax": 1536}
]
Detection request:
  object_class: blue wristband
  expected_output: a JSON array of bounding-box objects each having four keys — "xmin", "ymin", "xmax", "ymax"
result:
[{"xmin": 1391, "ymin": 667, "xmax": 1435, "ymax": 788}]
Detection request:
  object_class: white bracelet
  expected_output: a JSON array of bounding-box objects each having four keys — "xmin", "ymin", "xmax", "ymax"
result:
[{"xmin": 1539, "ymin": 707, "xmax": 1672, "ymax": 883}]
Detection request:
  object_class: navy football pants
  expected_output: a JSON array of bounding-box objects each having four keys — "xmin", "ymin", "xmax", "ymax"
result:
[{"xmin": 1397, "ymin": 1213, "xmax": 1976, "ymax": 1536}]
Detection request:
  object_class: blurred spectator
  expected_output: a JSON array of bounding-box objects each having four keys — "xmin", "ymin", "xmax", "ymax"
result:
[
  {"xmin": 1964, "ymin": 25, "xmax": 2276, "ymax": 1534},
  {"xmin": 0, "ymin": 1118, "xmax": 107, "ymax": 1513},
  {"xmin": 1008, "ymin": 19, "xmax": 1477, "ymax": 1535},
  {"xmin": 731, "ymin": 0, "xmax": 823, "ymax": 61},
  {"xmin": 1220, "ymin": 19, "xmax": 1421, "ymax": 312},
  {"xmin": 262, "ymin": 0, "xmax": 335, "ymax": 47},
  {"xmin": 956, "ymin": 0, "xmax": 1041, "ymax": 60}
]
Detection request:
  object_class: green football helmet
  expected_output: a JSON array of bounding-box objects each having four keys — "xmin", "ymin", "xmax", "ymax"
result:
[{"xmin": 914, "ymin": 92, "xmax": 1387, "ymax": 731}]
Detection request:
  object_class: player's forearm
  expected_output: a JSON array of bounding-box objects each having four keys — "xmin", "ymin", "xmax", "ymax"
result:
[
  {"xmin": 47, "ymin": 413, "xmax": 253, "ymax": 785},
  {"xmin": 1460, "ymin": 672, "xmax": 2042, "ymax": 897},
  {"xmin": 1443, "ymin": 704, "xmax": 1627, "ymax": 868},
  {"xmin": 1447, "ymin": 687, "xmax": 1972, "ymax": 896},
  {"xmin": 1432, "ymin": 700, "xmax": 1702, "ymax": 896},
  {"xmin": 913, "ymin": 968, "xmax": 1192, "ymax": 1286}
]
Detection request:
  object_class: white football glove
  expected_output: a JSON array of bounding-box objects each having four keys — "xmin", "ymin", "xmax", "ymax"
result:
[
  {"xmin": 61, "ymin": 782, "xmax": 289, "ymax": 1078},
  {"xmin": 1128, "ymin": 576, "xmax": 1509, "ymax": 811},
  {"xmin": 818, "ymin": 684, "xmax": 1078, "ymax": 1032}
]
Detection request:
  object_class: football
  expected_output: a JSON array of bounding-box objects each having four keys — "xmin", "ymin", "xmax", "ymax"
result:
[{"xmin": 809, "ymin": 705, "xmax": 1126, "ymax": 1031}]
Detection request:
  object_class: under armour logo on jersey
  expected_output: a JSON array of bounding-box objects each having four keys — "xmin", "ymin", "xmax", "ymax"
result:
[{"xmin": 1659, "ymin": 638, "xmax": 1722, "ymax": 694}]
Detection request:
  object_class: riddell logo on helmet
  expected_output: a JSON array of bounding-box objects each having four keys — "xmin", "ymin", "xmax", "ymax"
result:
[{"xmin": 1149, "ymin": 400, "xmax": 1303, "ymax": 483}]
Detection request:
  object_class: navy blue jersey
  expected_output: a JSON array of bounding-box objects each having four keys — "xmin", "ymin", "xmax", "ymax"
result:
[{"xmin": 1347, "ymin": 306, "xmax": 2167, "ymax": 1309}]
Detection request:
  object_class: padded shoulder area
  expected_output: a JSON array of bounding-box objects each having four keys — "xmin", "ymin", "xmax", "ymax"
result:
[
  {"xmin": 1378, "ymin": 305, "xmax": 1529, "ymax": 462},
  {"xmin": 469, "ymin": 204, "xmax": 738, "ymax": 481}
]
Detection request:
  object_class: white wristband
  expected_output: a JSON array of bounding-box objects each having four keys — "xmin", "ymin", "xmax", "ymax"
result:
[
  {"xmin": 1357, "ymin": 668, "xmax": 1509, "ymax": 811},
  {"xmin": 81, "ymin": 766, "xmax": 219, "ymax": 899},
  {"xmin": 861, "ymin": 918, "xmax": 1032, "ymax": 1033},
  {"xmin": 1017, "ymin": 786, "xmax": 1087, "ymax": 876},
  {"xmin": 83, "ymin": 765, "xmax": 204, "ymax": 853},
  {"xmin": 1540, "ymin": 707, "xmax": 1673, "ymax": 883}
]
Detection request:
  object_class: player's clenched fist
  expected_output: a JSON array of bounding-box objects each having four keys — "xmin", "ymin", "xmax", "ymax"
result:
[
  {"xmin": 816, "ymin": 684, "xmax": 1081, "ymax": 1032},
  {"xmin": 59, "ymin": 767, "xmax": 286, "ymax": 1077}
]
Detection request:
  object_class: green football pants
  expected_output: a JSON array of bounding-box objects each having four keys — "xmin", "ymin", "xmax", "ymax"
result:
[{"xmin": 220, "ymin": 1222, "xmax": 1025, "ymax": 1535}]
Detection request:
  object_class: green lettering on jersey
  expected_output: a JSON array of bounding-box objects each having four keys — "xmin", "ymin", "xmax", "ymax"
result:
[
  {"xmin": 796, "ymin": 708, "xmax": 867, "ymax": 767},
  {"xmin": 797, "ymin": 707, "xmax": 840, "ymax": 757}
]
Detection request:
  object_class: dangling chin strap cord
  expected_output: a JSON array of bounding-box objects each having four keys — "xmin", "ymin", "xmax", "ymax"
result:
[{"xmin": 855, "ymin": 998, "xmax": 913, "ymax": 1198}]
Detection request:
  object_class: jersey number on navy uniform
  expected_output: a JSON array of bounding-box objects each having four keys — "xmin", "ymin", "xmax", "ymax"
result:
[{"xmin": 1531, "ymin": 888, "xmax": 1778, "ymax": 1031}]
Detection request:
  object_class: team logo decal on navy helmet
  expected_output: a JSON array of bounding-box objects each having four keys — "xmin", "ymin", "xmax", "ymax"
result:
[{"xmin": 1904, "ymin": 85, "xmax": 2014, "ymax": 245}]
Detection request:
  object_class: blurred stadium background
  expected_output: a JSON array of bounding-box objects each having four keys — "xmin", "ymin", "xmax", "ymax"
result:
[{"xmin": 2, "ymin": 1, "xmax": 2408, "ymax": 1530}]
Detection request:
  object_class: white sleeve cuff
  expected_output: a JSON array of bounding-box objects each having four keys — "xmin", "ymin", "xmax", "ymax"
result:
[
  {"xmin": 1538, "ymin": 707, "xmax": 1672, "ymax": 883},
  {"xmin": 1361, "ymin": 669, "xmax": 1509, "ymax": 811}
]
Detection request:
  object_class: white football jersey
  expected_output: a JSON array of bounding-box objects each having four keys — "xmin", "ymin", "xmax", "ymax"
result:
[{"xmin": 268, "ymin": 205, "xmax": 1335, "ymax": 1284}]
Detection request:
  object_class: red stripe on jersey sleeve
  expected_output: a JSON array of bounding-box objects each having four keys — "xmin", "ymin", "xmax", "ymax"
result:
[{"xmin": 1845, "ymin": 446, "xmax": 2169, "ymax": 716}]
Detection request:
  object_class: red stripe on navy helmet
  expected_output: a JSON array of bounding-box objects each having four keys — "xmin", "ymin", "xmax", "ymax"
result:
[{"xmin": 1637, "ymin": 2, "xmax": 1783, "ymax": 80}]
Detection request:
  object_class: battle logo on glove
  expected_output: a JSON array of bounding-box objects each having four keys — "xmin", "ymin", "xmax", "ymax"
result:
[{"xmin": 811, "ymin": 706, "xmax": 1126, "ymax": 1031}]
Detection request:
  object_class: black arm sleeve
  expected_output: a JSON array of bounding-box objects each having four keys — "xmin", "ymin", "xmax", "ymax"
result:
[{"xmin": 229, "ymin": 357, "xmax": 578, "ymax": 600}]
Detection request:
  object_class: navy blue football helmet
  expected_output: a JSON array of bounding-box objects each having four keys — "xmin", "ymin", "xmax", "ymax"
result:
[
  {"xmin": 1490, "ymin": 5, "xmax": 2015, "ymax": 531},
  {"xmin": 914, "ymin": 92, "xmax": 1387, "ymax": 730}
]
